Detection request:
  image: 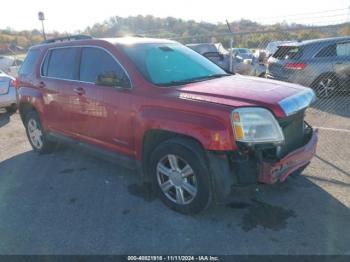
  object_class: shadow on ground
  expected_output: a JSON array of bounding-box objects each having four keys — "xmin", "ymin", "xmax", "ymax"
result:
[
  {"xmin": 311, "ymin": 95, "xmax": 350, "ymax": 119},
  {"xmin": 0, "ymin": 110, "xmax": 13, "ymax": 128},
  {"xmin": 0, "ymin": 147, "xmax": 349, "ymax": 254}
]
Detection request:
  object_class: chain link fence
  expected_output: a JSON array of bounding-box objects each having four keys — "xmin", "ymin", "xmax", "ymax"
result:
[{"xmin": 168, "ymin": 25, "xmax": 350, "ymax": 176}]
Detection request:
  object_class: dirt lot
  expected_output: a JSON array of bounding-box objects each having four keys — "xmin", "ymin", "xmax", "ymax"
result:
[{"xmin": 0, "ymin": 97, "xmax": 350, "ymax": 255}]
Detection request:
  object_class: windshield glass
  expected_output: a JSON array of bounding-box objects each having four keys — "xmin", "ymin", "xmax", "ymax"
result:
[
  {"xmin": 121, "ymin": 43, "xmax": 226, "ymax": 86},
  {"xmin": 238, "ymin": 48, "xmax": 251, "ymax": 54}
]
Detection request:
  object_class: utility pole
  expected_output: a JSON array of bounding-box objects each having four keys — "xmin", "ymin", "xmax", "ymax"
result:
[
  {"xmin": 38, "ymin": 11, "xmax": 46, "ymax": 40},
  {"xmin": 226, "ymin": 20, "xmax": 234, "ymax": 73}
]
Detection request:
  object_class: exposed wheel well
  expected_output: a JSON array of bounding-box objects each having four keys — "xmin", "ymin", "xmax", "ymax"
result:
[
  {"xmin": 19, "ymin": 102, "xmax": 37, "ymax": 123},
  {"xmin": 142, "ymin": 130, "xmax": 206, "ymax": 175}
]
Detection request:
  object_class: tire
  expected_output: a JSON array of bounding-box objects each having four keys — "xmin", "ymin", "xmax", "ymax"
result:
[
  {"xmin": 149, "ymin": 138, "xmax": 212, "ymax": 215},
  {"xmin": 258, "ymin": 72, "xmax": 266, "ymax": 78},
  {"xmin": 312, "ymin": 74, "xmax": 338, "ymax": 98},
  {"xmin": 24, "ymin": 110, "xmax": 55, "ymax": 154},
  {"xmin": 5, "ymin": 104, "xmax": 17, "ymax": 113}
]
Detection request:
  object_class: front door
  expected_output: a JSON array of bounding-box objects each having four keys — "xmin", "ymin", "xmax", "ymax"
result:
[{"xmin": 71, "ymin": 46, "xmax": 134, "ymax": 156}]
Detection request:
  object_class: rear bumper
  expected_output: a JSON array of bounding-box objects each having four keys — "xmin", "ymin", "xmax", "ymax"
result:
[
  {"xmin": 0, "ymin": 86, "xmax": 17, "ymax": 108},
  {"xmin": 258, "ymin": 128, "xmax": 318, "ymax": 184}
]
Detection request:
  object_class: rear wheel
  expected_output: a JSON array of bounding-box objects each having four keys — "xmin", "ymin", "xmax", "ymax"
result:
[
  {"xmin": 149, "ymin": 138, "xmax": 211, "ymax": 214},
  {"xmin": 24, "ymin": 110, "xmax": 56, "ymax": 153},
  {"xmin": 5, "ymin": 104, "xmax": 17, "ymax": 113},
  {"xmin": 312, "ymin": 75, "xmax": 338, "ymax": 98}
]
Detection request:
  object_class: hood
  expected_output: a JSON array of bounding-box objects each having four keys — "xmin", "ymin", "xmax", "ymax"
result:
[{"xmin": 176, "ymin": 75, "xmax": 315, "ymax": 118}]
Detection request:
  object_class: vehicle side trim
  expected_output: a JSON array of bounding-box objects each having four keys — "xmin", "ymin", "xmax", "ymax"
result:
[{"xmin": 47, "ymin": 131, "xmax": 141, "ymax": 172}]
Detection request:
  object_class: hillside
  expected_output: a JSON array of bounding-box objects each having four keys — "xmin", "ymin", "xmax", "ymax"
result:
[{"xmin": 1, "ymin": 15, "xmax": 349, "ymax": 54}]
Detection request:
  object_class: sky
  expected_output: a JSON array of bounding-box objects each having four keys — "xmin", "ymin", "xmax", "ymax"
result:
[{"xmin": 2, "ymin": 0, "xmax": 350, "ymax": 33}]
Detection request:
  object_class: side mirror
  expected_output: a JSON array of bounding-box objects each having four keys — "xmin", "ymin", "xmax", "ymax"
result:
[{"xmin": 96, "ymin": 73, "xmax": 130, "ymax": 89}]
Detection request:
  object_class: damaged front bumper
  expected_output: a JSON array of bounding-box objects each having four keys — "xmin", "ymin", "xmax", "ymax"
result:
[
  {"xmin": 258, "ymin": 128, "xmax": 318, "ymax": 184},
  {"xmin": 207, "ymin": 127, "xmax": 318, "ymax": 202}
]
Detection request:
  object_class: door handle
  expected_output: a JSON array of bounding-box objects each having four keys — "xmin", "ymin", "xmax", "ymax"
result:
[
  {"xmin": 38, "ymin": 81, "xmax": 46, "ymax": 88},
  {"xmin": 73, "ymin": 87, "xmax": 85, "ymax": 95}
]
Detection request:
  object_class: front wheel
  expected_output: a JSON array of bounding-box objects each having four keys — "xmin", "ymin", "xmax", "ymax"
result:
[{"xmin": 149, "ymin": 138, "xmax": 211, "ymax": 214}]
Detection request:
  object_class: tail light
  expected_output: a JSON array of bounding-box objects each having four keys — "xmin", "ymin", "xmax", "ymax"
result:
[
  {"xmin": 284, "ymin": 63, "xmax": 307, "ymax": 70},
  {"xmin": 10, "ymin": 78, "xmax": 20, "ymax": 88}
]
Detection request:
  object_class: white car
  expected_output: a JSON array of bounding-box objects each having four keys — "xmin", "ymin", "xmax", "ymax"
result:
[
  {"xmin": 0, "ymin": 70, "xmax": 17, "ymax": 113},
  {"xmin": 0, "ymin": 56, "xmax": 23, "ymax": 77}
]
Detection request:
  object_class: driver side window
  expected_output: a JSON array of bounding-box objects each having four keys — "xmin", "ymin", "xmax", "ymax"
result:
[{"xmin": 79, "ymin": 47, "xmax": 131, "ymax": 88}]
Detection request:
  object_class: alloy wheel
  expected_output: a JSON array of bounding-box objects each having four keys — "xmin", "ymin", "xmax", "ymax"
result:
[
  {"xmin": 156, "ymin": 154, "xmax": 198, "ymax": 205},
  {"xmin": 27, "ymin": 118, "xmax": 44, "ymax": 150},
  {"xmin": 315, "ymin": 77, "xmax": 337, "ymax": 98}
]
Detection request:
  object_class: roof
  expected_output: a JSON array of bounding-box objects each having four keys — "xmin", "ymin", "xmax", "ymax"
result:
[
  {"xmin": 280, "ymin": 36, "xmax": 350, "ymax": 47},
  {"xmin": 105, "ymin": 37, "xmax": 177, "ymax": 45},
  {"xmin": 33, "ymin": 36, "xmax": 177, "ymax": 50}
]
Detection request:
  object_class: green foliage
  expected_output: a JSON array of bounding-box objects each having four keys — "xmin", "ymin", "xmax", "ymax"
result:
[{"xmin": 1, "ymin": 15, "xmax": 349, "ymax": 52}]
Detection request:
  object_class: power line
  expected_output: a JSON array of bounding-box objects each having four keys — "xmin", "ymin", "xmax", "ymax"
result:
[
  {"xmin": 248, "ymin": 8, "xmax": 349, "ymax": 22},
  {"xmin": 168, "ymin": 22, "xmax": 349, "ymax": 40}
]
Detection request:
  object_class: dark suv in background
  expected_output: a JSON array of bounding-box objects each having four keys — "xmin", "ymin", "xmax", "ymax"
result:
[{"xmin": 267, "ymin": 36, "xmax": 350, "ymax": 97}]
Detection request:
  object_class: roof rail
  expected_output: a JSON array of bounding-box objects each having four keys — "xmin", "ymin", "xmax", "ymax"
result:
[{"xmin": 41, "ymin": 34, "xmax": 93, "ymax": 44}]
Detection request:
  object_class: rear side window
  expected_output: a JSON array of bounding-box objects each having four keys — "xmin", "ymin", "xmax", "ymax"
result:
[
  {"xmin": 336, "ymin": 42, "xmax": 350, "ymax": 57},
  {"xmin": 315, "ymin": 44, "xmax": 336, "ymax": 58},
  {"xmin": 79, "ymin": 47, "xmax": 130, "ymax": 87},
  {"xmin": 19, "ymin": 49, "xmax": 40, "ymax": 76},
  {"xmin": 273, "ymin": 46, "xmax": 303, "ymax": 60},
  {"xmin": 43, "ymin": 47, "xmax": 79, "ymax": 80}
]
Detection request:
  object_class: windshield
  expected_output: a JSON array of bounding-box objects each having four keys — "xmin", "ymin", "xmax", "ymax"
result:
[
  {"xmin": 238, "ymin": 48, "xmax": 251, "ymax": 54},
  {"xmin": 121, "ymin": 43, "xmax": 226, "ymax": 86}
]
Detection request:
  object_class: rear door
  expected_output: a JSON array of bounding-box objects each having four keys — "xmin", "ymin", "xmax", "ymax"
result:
[
  {"xmin": 334, "ymin": 41, "xmax": 350, "ymax": 89},
  {"xmin": 40, "ymin": 47, "xmax": 81, "ymax": 135}
]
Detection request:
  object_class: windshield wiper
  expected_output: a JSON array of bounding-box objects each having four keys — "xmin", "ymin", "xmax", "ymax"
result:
[{"xmin": 160, "ymin": 73, "xmax": 231, "ymax": 87}]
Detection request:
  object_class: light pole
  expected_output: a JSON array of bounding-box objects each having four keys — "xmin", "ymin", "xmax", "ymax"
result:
[
  {"xmin": 226, "ymin": 20, "xmax": 234, "ymax": 73},
  {"xmin": 38, "ymin": 11, "xmax": 46, "ymax": 40}
]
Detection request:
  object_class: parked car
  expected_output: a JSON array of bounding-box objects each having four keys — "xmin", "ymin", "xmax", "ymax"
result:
[
  {"xmin": 186, "ymin": 43, "xmax": 266, "ymax": 77},
  {"xmin": 265, "ymin": 40, "xmax": 296, "ymax": 58},
  {"xmin": 231, "ymin": 48, "xmax": 253, "ymax": 58},
  {"xmin": 186, "ymin": 43, "xmax": 230, "ymax": 72},
  {"xmin": 230, "ymin": 48, "xmax": 266, "ymax": 77},
  {"xmin": 17, "ymin": 36, "xmax": 318, "ymax": 214},
  {"xmin": 0, "ymin": 55, "xmax": 23, "ymax": 77},
  {"xmin": 0, "ymin": 69, "xmax": 17, "ymax": 113},
  {"xmin": 267, "ymin": 36, "xmax": 350, "ymax": 97}
]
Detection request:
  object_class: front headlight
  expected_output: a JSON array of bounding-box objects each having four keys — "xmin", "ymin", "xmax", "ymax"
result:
[{"xmin": 231, "ymin": 107, "xmax": 284, "ymax": 144}]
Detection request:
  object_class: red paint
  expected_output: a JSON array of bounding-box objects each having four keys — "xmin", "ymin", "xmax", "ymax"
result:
[
  {"xmin": 258, "ymin": 129, "xmax": 318, "ymax": 184},
  {"xmin": 18, "ymin": 38, "xmax": 317, "ymax": 186}
]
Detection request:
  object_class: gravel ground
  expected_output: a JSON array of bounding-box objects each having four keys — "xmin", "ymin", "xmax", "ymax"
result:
[{"xmin": 0, "ymin": 98, "xmax": 349, "ymax": 255}]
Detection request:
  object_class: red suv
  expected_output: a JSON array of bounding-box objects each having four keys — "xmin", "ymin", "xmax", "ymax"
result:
[{"xmin": 17, "ymin": 35, "xmax": 318, "ymax": 214}]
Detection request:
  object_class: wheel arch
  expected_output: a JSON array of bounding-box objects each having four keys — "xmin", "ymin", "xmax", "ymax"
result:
[
  {"xmin": 310, "ymin": 71, "xmax": 339, "ymax": 88},
  {"xmin": 142, "ymin": 129, "xmax": 207, "ymax": 172},
  {"xmin": 18, "ymin": 101, "xmax": 38, "ymax": 124}
]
